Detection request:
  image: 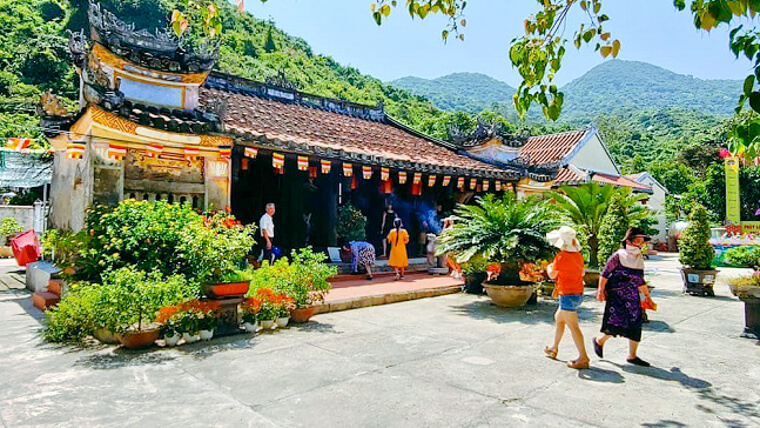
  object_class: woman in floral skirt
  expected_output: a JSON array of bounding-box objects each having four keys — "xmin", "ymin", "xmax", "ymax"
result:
[{"xmin": 593, "ymin": 227, "xmax": 656, "ymax": 367}]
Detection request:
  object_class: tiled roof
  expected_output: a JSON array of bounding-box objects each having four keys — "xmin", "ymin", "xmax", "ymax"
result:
[
  {"xmin": 593, "ymin": 172, "xmax": 652, "ymax": 192},
  {"xmin": 199, "ymin": 86, "xmax": 508, "ymax": 177},
  {"xmin": 624, "ymin": 173, "xmax": 646, "ymax": 182},
  {"xmin": 519, "ymin": 129, "xmax": 588, "ymax": 166},
  {"xmin": 554, "ymin": 167, "xmax": 587, "ymax": 185}
]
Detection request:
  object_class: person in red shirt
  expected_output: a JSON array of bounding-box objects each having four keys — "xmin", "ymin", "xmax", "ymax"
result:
[{"xmin": 543, "ymin": 226, "xmax": 590, "ymax": 369}]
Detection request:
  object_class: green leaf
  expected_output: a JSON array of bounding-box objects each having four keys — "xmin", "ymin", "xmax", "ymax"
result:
[
  {"xmin": 745, "ymin": 75, "xmax": 755, "ymax": 95},
  {"xmin": 750, "ymin": 91, "xmax": 760, "ymax": 113}
]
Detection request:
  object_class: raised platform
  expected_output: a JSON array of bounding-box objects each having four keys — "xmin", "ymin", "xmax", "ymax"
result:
[{"xmin": 317, "ymin": 272, "xmax": 463, "ymax": 314}]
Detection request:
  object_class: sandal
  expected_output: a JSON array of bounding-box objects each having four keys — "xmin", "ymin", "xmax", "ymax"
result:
[
  {"xmin": 626, "ymin": 357, "xmax": 651, "ymax": 367},
  {"xmin": 366, "ymin": 274, "xmax": 373, "ymax": 280},
  {"xmin": 544, "ymin": 346, "xmax": 558, "ymax": 360},
  {"xmin": 567, "ymin": 358, "xmax": 590, "ymax": 369},
  {"xmin": 592, "ymin": 338, "xmax": 603, "ymax": 359},
  {"xmin": 395, "ymin": 273, "xmax": 401, "ymax": 281}
]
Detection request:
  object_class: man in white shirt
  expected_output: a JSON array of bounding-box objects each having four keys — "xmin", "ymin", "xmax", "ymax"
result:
[{"xmin": 259, "ymin": 203, "xmax": 276, "ymax": 264}]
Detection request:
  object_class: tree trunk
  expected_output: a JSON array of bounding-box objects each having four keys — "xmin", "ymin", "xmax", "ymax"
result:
[
  {"xmin": 588, "ymin": 234, "xmax": 599, "ymax": 269},
  {"xmin": 495, "ymin": 260, "xmax": 523, "ymax": 285}
]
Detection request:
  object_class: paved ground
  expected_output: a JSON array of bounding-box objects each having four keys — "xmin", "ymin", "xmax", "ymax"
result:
[{"xmin": 1, "ymin": 254, "xmax": 759, "ymax": 427}]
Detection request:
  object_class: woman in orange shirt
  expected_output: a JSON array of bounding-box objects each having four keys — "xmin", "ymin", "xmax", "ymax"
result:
[
  {"xmin": 543, "ymin": 226, "xmax": 590, "ymax": 369},
  {"xmin": 387, "ymin": 218, "xmax": 409, "ymax": 280}
]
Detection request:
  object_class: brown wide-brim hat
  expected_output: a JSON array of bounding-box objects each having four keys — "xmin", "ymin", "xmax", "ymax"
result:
[{"xmin": 621, "ymin": 227, "xmax": 651, "ymax": 244}]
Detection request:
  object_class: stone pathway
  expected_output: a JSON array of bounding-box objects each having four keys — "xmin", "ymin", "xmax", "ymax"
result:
[{"xmin": 1, "ymin": 254, "xmax": 759, "ymax": 427}]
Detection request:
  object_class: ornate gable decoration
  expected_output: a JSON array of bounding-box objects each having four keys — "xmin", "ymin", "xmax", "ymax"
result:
[
  {"xmin": 87, "ymin": 1, "xmax": 219, "ymax": 74},
  {"xmin": 450, "ymin": 119, "xmax": 531, "ymax": 148}
]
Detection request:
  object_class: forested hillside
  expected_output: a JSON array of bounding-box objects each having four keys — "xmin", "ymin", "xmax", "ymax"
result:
[{"xmin": 390, "ymin": 73, "xmax": 516, "ymax": 114}]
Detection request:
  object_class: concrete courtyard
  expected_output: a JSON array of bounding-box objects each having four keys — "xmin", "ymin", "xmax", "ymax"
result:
[{"xmin": 0, "ymin": 254, "xmax": 758, "ymax": 427}]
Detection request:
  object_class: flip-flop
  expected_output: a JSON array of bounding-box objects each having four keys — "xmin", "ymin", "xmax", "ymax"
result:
[
  {"xmin": 544, "ymin": 346, "xmax": 558, "ymax": 360},
  {"xmin": 567, "ymin": 359, "xmax": 590, "ymax": 369},
  {"xmin": 592, "ymin": 338, "xmax": 603, "ymax": 358}
]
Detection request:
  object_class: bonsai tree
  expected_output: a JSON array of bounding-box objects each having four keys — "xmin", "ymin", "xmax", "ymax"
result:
[
  {"xmin": 597, "ymin": 192, "xmax": 629, "ymax": 267},
  {"xmin": 337, "ymin": 203, "xmax": 367, "ymax": 242},
  {"xmin": 0, "ymin": 217, "xmax": 23, "ymax": 245},
  {"xmin": 679, "ymin": 204, "xmax": 714, "ymax": 270},
  {"xmin": 436, "ymin": 194, "xmax": 557, "ymax": 285}
]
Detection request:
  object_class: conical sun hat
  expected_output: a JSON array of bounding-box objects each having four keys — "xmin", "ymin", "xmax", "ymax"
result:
[{"xmin": 546, "ymin": 226, "xmax": 581, "ymax": 252}]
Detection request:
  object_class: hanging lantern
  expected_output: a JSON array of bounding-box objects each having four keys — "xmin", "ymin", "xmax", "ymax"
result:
[
  {"xmin": 183, "ymin": 146, "xmax": 200, "ymax": 160},
  {"xmin": 411, "ymin": 181, "xmax": 422, "ymax": 196},
  {"xmin": 108, "ymin": 144, "xmax": 128, "ymax": 161},
  {"xmin": 483, "ymin": 180, "xmax": 490, "ymax": 191},
  {"xmin": 321, "ymin": 159, "xmax": 332, "ymax": 174},
  {"xmin": 6, "ymin": 138, "xmax": 31, "ymax": 151},
  {"xmin": 350, "ymin": 173, "xmax": 358, "ymax": 189},
  {"xmin": 495, "ymin": 181, "xmax": 502, "ymax": 191},
  {"xmin": 362, "ymin": 165, "xmax": 372, "ymax": 179},
  {"xmin": 343, "ymin": 162, "xmax": 353, "ymax": 176},
  {"xmin": 241, "ymin": 157, "xmax": 249, "ymax": 170},
  {"xmin": 244, "ymin": 147, "xmax": 258, "ymax": 159},
  {"xmin": 381, "ymin": 167, "xmax": 390, "ymax": 181},
  {"xmin": 398, "ymin": 171, "xmax": 407, "ymax": 184},
  {"xmin": 442, "ymin": 176, "xmax": 451, "ymax": 186},
  {"xmin": 457, "ymin": 177, "xmax": 464, "ymax": 189},
  {"xmin": 272, "ymin": 152, "xmax": 285, "ymax": 170},
  {"xmin": 66, "ymin": 141, "xmax": 86, "ymax": 159},
  {"xmin": 413, "ymin": 172, "xmax": 422, "ymax": 185},
  {"xmin": 297, "ymin": 155, "xmax": 309, "ymax": 171},
  {"xmin": 380, "ymin": 179, "xmax": 393, "ymax": 194},
  {"xmin": 218, "ymin": 145, "xmax": 232, "ymax": 160},
  {"xmin": 470, "ymin": 178, "xmax": 477, "ymax": 190},
  {"xmin": 309, "ymin": 166, "xmax": 318, "ymax": 179}
]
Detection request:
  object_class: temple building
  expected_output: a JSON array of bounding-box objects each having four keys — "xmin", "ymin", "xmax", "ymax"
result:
[{"xmin": 43, "ymin": 2, "xmax": 562, "ymax": 255}]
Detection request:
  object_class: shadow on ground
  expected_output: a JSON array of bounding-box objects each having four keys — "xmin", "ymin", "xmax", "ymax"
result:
[
  {"xmin": 451, "ymin": 298, "xmax": 601, "ymax": 325},
  {"xmin": 577, "ymin": 366, "xmax": 625, "ymax": 384},
  {"xmin": 73, "ymin": 348, "xmax": 178, "ymax": 369}
]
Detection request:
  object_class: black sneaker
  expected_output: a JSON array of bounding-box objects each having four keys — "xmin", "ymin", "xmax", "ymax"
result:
[{"xmin": 627, "ymin": 357, "xmax": 651, "ymax": 367}]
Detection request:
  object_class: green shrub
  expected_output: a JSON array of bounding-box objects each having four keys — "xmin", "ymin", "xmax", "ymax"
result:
[
  {"xmin": 246, "ymin": 247, "xmax": 336, "ymax": 308},
  {"xmin": 43, "ymin": 268, "xmax": 198, "ymax": 342},
  {"xmin": 337, "ymin": 203, "xmax": 367, "ymax": 242},
  {"xmin": 71, "ymin": 200, "xmax": 255, "ymax": 283},
  {"xmin": 723, "ymin": 245, "xmax": 760, "ymax": 268},
  {"xmin": 679, "ymin": 204, "xmax": 714, "ymax": 270},
  {"xmin": 597, "ymin": 193, "xmax": 628, "ymax": 267},
  {"xmin": 0, "ymin": 217, "xmax": 23, "ymax": 245}
]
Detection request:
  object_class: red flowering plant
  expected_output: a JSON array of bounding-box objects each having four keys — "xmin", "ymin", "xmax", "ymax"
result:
[
  {"xmin": 168, "ymin": 300, "xmax": 221, "ymax": 334},
  {"xmin": 519, "ymin": 261, "xmax": 551, "ymax": 282},
  {"xmin": 255, "ymin": 288, "xmax": 294, "ymax": 321},
  {"xmin": 240, "ymin": 297, "xmax": 262, "ymax": 324}
]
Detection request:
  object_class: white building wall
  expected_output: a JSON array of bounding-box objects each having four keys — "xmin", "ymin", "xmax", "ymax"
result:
[
  {"xmin": 638, "ymin": 175, "xmax": 668, "ymax": 243},
  {"xmin": 568, "ymin": 134, "xmax": 619, "ymax": 175}
]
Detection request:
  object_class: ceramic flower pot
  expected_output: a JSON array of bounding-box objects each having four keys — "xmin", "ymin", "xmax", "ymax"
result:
[
  {"xmin": 182, "ymin": 332, "xmax": 200, "ymax": 344},
  {"xmin": 276, "ymin": 317, "xmax": 290, "ymax": 328},
  {"xmin": 242, "ymin": 321, "xmax": 258, "ymax": 333},
  {"xmin": 117, "ymin": 330, "xmax": 159, "ymax": 349},
  {"xmin": 289, "ymin": 307, "xmax": 316, "ymax": 323},
  {"xmin": 93, "ymin": 328, "xmax": 120, "ymax": 344},
  {"xmin": 199, "ymin": 329, "xmax": 214, "ymax": 341},
  {"xmin": 728, "ymin": 284, "xmax": 760, "ymax": 339},
  {"xmin": 202, "ymin": 281, "xmax": 251, "ymax": 298},
  {"xmin": 482, "ymin": 283, "xmax": 535, "ymax": 307},
  {"xmin": 260, "ymin": 319, "xmax": 275, "ymax": 330},
  {"xmin": 164, "ymin": 334, "xmax": 181, "ymax": 347}
]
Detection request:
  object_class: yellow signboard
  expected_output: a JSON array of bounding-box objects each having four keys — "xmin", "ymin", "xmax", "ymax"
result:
[
  {"xmin": 742, "ymin": 221, "xmax": 760, "ymax": 234},
  {"xmin": 725, "ymin": 156, "xmax": 741, "ymax": 225}
]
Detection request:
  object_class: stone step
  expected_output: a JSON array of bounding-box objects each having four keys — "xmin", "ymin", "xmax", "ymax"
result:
[
  {"xmin": 33, "ymin": 292, "xmax": 60, "ymax": 311},
  {"xmin": 48, "ymin": 279, "xmax": 64, "ymax": 296}
]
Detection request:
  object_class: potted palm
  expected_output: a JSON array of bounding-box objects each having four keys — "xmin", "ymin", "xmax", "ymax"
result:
[
  {"xmin": 726, "ymin": 273, "xmax": 760, "ymax": 338},
  {"xmin": 0, "ymin": 217, "xmax": 23, "ymax": 258},
  {"xmin": 679, "ymin": 205, "xmax": 718, "ymax": 296},
  {"xmin": 437, "ymin": 194, "xmax": 557, "ymax": 307}
]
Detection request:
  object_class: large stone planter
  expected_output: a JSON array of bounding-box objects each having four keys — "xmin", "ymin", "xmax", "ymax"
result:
[
  {"xmin": 482, "ymin": 283, "xmax": 535, "ymax": 307},
  {"xmin": 680, "ymin": 268, "xmax": 718, "ymax": 296},
  {"xmin": 93, "ymin": 328, "xmax": 120, "ymax": 344},
  {"xmin": 202, "ymin": 281, "xmax": 250, "ymax": 298},
  {"xmin": 728, "ymin": 284, "xmax": 760, "ymax": 339},
  {"xmin": 117, "ymin": 329, "xmax": 159, "ymax": 349},
  {"xmin": 0, "ymin": 246, "xmax": 13, "ymax": 258}
]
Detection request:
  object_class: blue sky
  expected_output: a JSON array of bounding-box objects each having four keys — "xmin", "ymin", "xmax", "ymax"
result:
[{"xmin": 242, "ymin": 0, "xmax": 754, "ymax": 87}]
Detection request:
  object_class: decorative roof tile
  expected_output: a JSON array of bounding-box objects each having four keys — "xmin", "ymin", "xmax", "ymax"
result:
[{"xmin": 519, "ymin": 129, "xmax": 589, "ymax": 166}]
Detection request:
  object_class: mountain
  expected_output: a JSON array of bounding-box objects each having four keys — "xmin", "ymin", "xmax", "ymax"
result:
[
  {"xmin": 560, "ymin": 60, "xmax": 742, "ymax": 119},
  {"xmin": 390, "ymin": 60, "xmax": 743, "ymax": 121},
  {"xmin": 390, "ymin": 73, "xmax": 516, "ymax": 114}
]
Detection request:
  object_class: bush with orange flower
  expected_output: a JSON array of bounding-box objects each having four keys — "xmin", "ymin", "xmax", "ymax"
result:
[
  {"xmin": 162, "ymin": 300, "xmax": 221, "ymax": 335},
  {"xmin": 240, "ymin": 297, "xmax": 262, "ymax": 324},
  {"xmin": 254, "ymin": 288, "xmax": 294, "ymax": 321}
]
